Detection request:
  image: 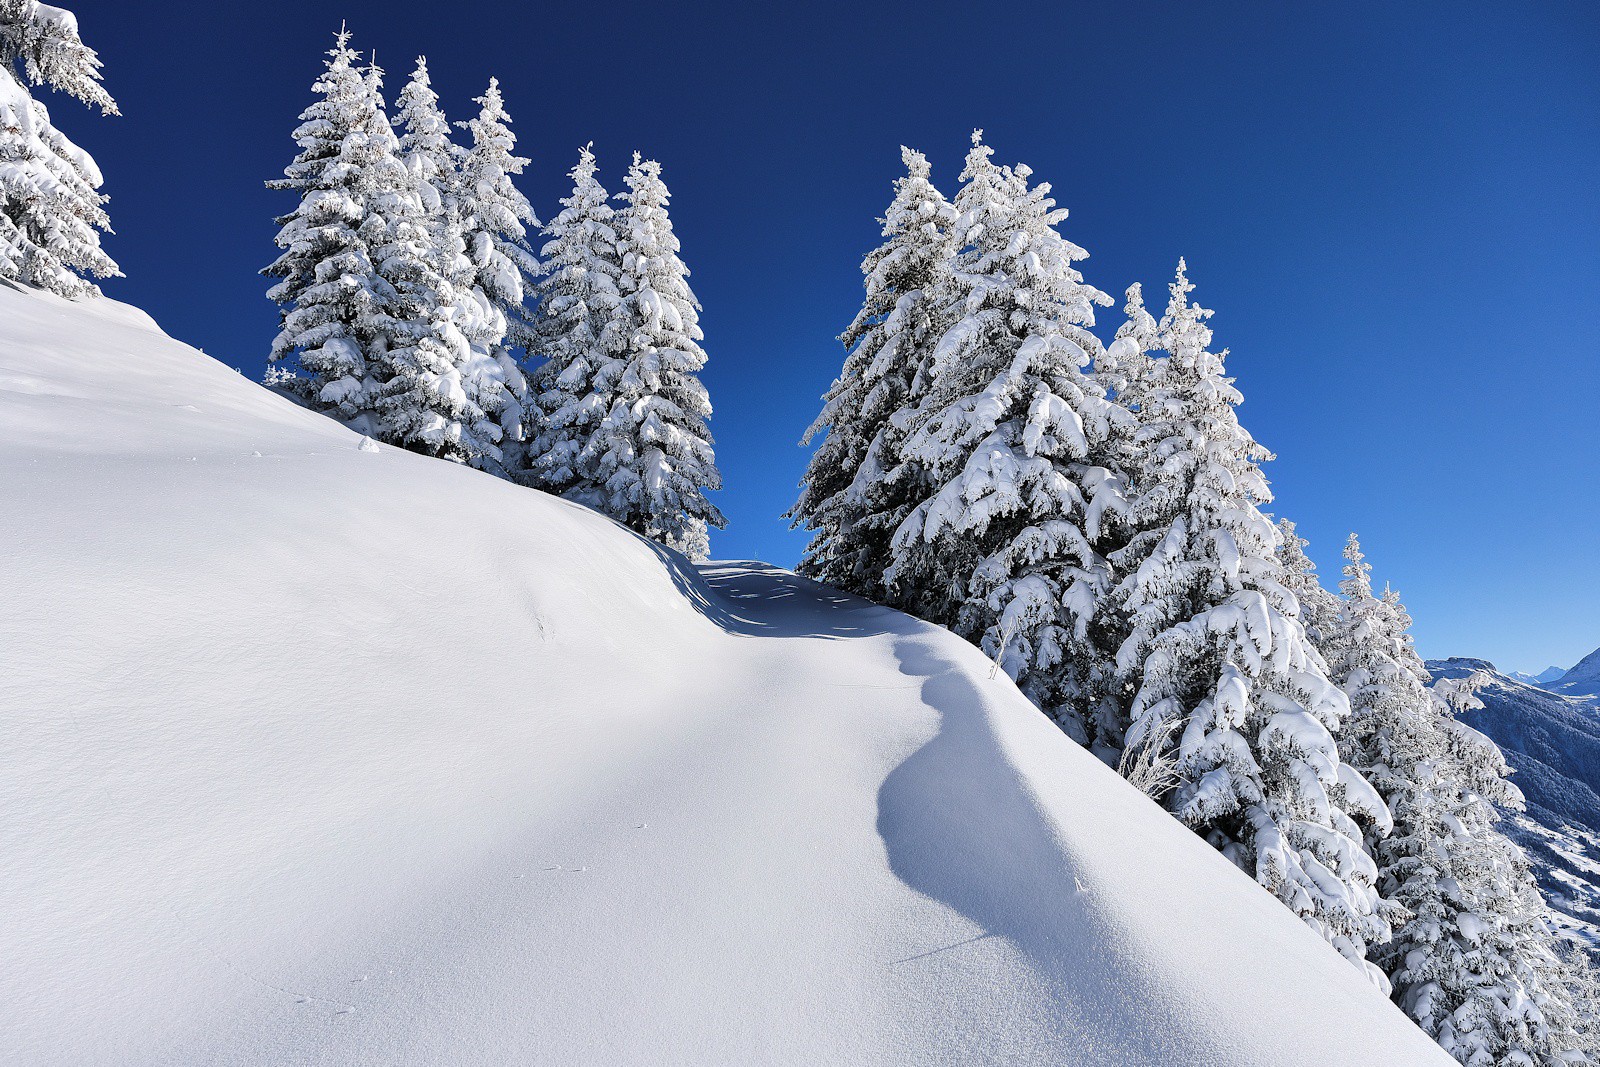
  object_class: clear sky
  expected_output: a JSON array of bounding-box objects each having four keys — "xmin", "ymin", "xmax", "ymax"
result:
[{"xmin": 56, "ymin": 0, "xmax": 1598, "ymax": 672}]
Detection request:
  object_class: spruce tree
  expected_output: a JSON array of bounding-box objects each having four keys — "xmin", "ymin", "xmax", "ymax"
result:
[
  {"xmin": 789, "ymin": 146, "xmax": 957, "ymax": 601},
  {"xmin": 363, "ymin": 58, "xmax": 500, "ymax": 464},
  {"xmin": 1333, "ymin": 537, "xmax": 1590, "ymax": 1064},
  {"xmin": 525, "ymin": 143, "xmax": 623, "ymax": 494},
  {"xmin": 391, "ymin": 56, "xmax": 460, "ymax": 236},
  {"xmin": 263, "ymin": 28, "xmax": 394, "ymax": 421},
  {"xmin": 0, "ymin": 0, "xmax": 117, "ymax": 297},
  {"xmin": 1108, "ymin": 262, "xmax": 1391, "ymax": 984},
  {"xmin": 456, "ymin": 77, "xmax": 537, "ymax": 459},
  {"xmin": 886, "ymin": 131, "xmax": 1128, "ymax": 736},
  {"xmin": 392, "ymin": 56, "xmax": 479, "ymax": 328},
  {"xmin": 569, "ymin": 152, "xmax": 724, "ymax": 559}
]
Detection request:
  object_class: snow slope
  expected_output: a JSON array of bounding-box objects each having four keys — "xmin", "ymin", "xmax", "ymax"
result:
[{"xmin": 0, "ymin": 285, "xmax": 1450, "ymax": 1065}]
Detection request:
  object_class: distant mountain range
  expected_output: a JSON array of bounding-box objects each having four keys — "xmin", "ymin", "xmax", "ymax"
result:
[
  {"xmin": 1511, "ymin": 666, "xmax": 1568, "ymax": 686},
  {"xmin": 1427, "ymin": 647, "xmax": 1600, "ymax": 951}
]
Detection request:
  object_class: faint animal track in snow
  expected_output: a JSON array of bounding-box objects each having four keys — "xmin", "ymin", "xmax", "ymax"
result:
[
  {"xmin": 543, "ymin": 864, "xmax": 590, "ymax": 872},
  {"xmin": 171, "ymin": 904, "xmax": 372, "ymax": 1017},
  {"xmin": 185, "ymin": 931, "xmax": 358, "ymax": 1015}
]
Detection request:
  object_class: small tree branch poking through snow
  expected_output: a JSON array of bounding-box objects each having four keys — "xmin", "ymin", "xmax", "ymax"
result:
[
  {"xmin": 988, "ymin": 615, "xmax": 1018, "ymax": 681},
  {"xmin": 1116, "ymin": 712, "xmax": 1183, "ymax": 800}
]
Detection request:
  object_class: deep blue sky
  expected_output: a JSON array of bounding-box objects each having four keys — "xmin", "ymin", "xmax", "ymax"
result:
[{"xmin": 55, "ymin": 1, "xmax": 1597, "ymax": 672}]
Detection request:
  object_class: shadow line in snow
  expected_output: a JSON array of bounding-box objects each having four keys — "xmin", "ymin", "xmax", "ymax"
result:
[{"xmin": 875, "ymin": 638, "xmax": 1228, "ymax": 1065}]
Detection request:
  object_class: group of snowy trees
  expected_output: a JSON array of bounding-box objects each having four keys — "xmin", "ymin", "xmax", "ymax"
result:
[
  {"xmin": 792, "ymin": 132, "xmax": 1598, "ymax": 1066},
  {"xmin": 0, "ymin": 1, "xmax": 118, "ymax": 297},
  {"xmin": 264, "ymin": 29, "xmax": 723, "ymax": 559}
]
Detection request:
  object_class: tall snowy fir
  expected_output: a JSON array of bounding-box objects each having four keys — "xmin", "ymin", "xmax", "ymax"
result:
[
  {"xmin": 391, "ymin": 56, "xmax": 474, "ymax": 304},
  {"xmin": 789, "ymin": 146, "xmax": 957, "ymax": 602},
  {"xmin": 524, "ymin": 144, "xmax": 622, "ymax": 495},
  {"xmin": 885, "ymin": 131, "xmax": 1128, "ymax": 735},
  {"xmin": 391, "ymin": 56, "xmax": 460, "ymax": 249},
  {"xmin": 1331, "ymin": 536, "xmax": 1590, "ymax": 1065},
  {"xmin": 455, "ymin": 77, "xmax": 537, "ymax": 464},
  {"xmin": 262, "ymin": 29, "xmax": 393, "ymax": 423},
  {"xmin": 552, "ymin": 152, "xmax": 723, "ymax": 559},
  {"xmin": 362, "ymin": 58, "xmax": 501, "ymax": 465},
  {"xmin": 0, "ymin": 0, "xmax": 117, "ymax": 297},
  {"xmin": 1107, "ymin": 262, "xmax": 1392, "ymax": 986}
]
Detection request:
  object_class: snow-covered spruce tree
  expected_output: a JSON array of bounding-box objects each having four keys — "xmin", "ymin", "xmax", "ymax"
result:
[
  {"xmin": 1331, "ymin": 540, "xmax": 1589, "ymax": 1064},
  {"xmin": 263, "ymin": 29, "xmax": 393, "ymax": 421},
  {"xmin": 524, "ymin": 143, "xmax": 623, "ymax": 494},
  {"xmin": 885, "ymin": 131, "xmax": 1129, "ymax": 735},
  {"xmin": 562, "ymin": 152, "xmax": 724, "ymax": 559},
  {"xmin": 455, "ymin": 77, "xmax": 537, "ymax": 463},
  {"xmin": 1108, "ymin": 262, "xmax": 1392, "ymax": 986},
  {"xmin": 392, "ymin": 56, "xmax": 460, "ymax": 242},
  {"xmin": 789, "ymin": 146, "xmax": 957, "ymax": 601},
  {"xmin": 392, "ymin": 56, "xmax": 474, "ymax": 300},
  {"xmin": 363, "ymin": 58, "xmax": 502, "ymax": 464},
  {"xmin": 0, "ymin": 0, "xmax": 117, "ymax": 297}
]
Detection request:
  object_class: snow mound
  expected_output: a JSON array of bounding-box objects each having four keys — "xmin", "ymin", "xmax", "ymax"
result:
[{"xmin": 0, "ymin": 286, "xmax": 1449, "ymax": 1064}]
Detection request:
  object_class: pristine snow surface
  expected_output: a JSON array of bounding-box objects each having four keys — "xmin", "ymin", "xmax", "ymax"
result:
[{"xmin": 0, "ymin": 286, "xmax": 1451, "ymax": 1064}]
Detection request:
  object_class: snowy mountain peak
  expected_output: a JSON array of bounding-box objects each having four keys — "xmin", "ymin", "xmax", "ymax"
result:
[
  {"xmin": 1552, "ymin": 646, "xmax": 1600, "ymax": 699},
  {"xmin": 1512, "ymin": 665, "xmax": 1571, "ymax": 686}
]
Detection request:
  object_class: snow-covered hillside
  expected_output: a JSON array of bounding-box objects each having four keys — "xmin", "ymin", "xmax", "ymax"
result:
[{"xmin": 0, "ymin": 286, "xmax": 1451, "ymax": 1065}]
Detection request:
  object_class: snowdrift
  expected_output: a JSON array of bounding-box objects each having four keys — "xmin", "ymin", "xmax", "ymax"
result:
[{"xmin": 0, "ymin": 284, "xmax": 1449, "ymax": 1064}]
